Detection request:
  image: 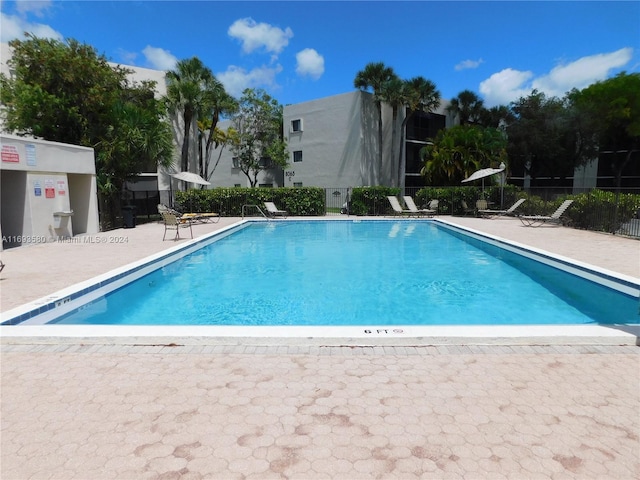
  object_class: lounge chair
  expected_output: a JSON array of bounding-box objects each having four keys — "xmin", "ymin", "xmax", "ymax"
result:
[
  {"xmin": 403, "ymin": 196, "xmax": 436, "ymax": 217},
  {"xmin": 461, "ymin": 200, "xmax": 476, "ymax": 216},
  {"xmin": 264, "ymin": 202, "xmax": 287, "ymax": 218},
  {"xmin": 427, "ymin": 199, "xmax": 439, "ymax": 215},
  {"xmin": 478, "ymin": 198, "xmax": 526, "ymax": 218},
  {"xmin": 387, "ymin": 196, "xmax": 411, "ymax": 216},
  {"xmin": 162, "ymin": 212, "xmax": 193, "ymax": 240},
  {"xmin": 476, "ymin": 199, "xmax": 489, "ymax": 212},
  {"xmin": 180, "ymin": 212, "xmax": 220, "ymax": 223},
  {"xmin": 158, "ymin": 204, "xmax": 219, "ymax": 223},
  {"xmin": 520, "ymin": 200, "xmax": 574, "ymax": 227}
]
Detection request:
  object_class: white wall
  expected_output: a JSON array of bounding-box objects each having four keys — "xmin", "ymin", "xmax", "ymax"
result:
[{"xmin": 0, "ymin": 135, "xmax": 99, "ymax": 248}]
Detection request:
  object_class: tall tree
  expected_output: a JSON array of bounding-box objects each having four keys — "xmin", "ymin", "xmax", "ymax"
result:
[
  {"xmin": 164, "ymin": 57, "xmax": 214, "ymax": 173},
  {"xmin": 568, "ymin": 72, "xmax": 640, "ymax": 189},
  {"xmin": 506, "ymin": 90, "xmax": 575, "ymax": 182},
  {"xmin": 379, "ymin": 75, "xmax": 404, "ymax": 186},
  {"xmin": 200, "ymin": 76, "xmax": 238, "ymax": 181},
  {"xmin": 0, "ymin": 34, "xmax": 124, "ymax": 144},
  {"xmin": 354, "ymin": 62, "xmax": 396, "ymax": 183},
  {"xmin": 230, "ymin": 89, "xmax": 288, "ymax": 187},
  {"xmin": 446, "ymin": 90, "xmax": 485, "ymax": 126},
  {"xmin": 396, "ymin": 77, "xmax": 441, "ymax": 189},
  {"xmin": 0, "ymin": 34, "xmax": 174, "ymax": 228},
  {"xmin": 479, "ymin": 105, "xmax": 514, "ymax": 129}
]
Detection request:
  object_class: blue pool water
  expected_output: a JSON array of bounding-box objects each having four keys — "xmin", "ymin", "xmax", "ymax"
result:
[{"xmin": 50, "ymin": 221, "xmax": 638, "ymax": 326}]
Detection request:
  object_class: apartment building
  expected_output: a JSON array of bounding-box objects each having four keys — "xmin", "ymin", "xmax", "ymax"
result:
[{"xmin": 208, "ymin": 90, "xmax": 453, "ymax": 192}]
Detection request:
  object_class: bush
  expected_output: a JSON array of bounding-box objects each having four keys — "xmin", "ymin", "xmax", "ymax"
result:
[
  {"xmin": 175, "ymin": 187, "xmax": 326, "ymax": 216},
  {"xmin": 565, "ymin": 190, "xmax": 640, "ymax": 233},
  {"xmin": 350, "ymin": 186, "xmax": 400, "ymax": 215}
]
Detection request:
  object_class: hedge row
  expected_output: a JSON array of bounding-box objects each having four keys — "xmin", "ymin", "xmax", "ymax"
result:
[
  {"xmin": 174, "ymin": 185, "xmax": 640, "ymax": 235},
  {"xmin": 174, "ymin": 187, "xmax": 326, "ymax": 216}
]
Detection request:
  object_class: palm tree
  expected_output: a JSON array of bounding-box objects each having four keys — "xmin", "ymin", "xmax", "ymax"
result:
[
  {"xmin": 446, "ymin": 89, "xmax": 485, "ymax": 126},
  {"xmin": 200, "ymin": 77, "xmax": 238, "ymax": 180},
  {"xmin": 420, "ymin": 125, "xmax": 507, "ymax": 184},
  {"xmin": 354, "ymin": 62, "xmax": 396, "ymax": 183},
  {"xmin": 165, "ymin": 57, "xmax": 214, "ymax": 173},
  {"xmin": 379, "ymin": 75, "xmax": 404, "ymax": 186},
  {"xmin": 397, "ymin": 77, "xmax": 440, "ymax": 190}
]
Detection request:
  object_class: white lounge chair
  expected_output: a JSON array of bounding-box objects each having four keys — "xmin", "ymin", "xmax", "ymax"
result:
[
  {"xmin": 520, "ymin": 200, "xmax": 574, "ymax": 227},
  {"xmin": 478, "ymin": 198, "xmax": 526, "ymax": 218},
  {"xmin": 403, "ymin": 196, "xmax": 436, "ymax": 217},
  {"xmin": 264, "ymin": 202, "xmax": 287, "ymax": 218},
  {"xmin": 387, "ymin": 196, "xmax": 411, "ymax": 216}
]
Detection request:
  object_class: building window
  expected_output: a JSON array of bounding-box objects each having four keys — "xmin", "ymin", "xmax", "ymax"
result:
[
  {"xmin": 259, "ymin": 157, "xmax": 275, "ymax": 169},
  {"xmin": 232, "ymin": 157, "xmax": 240, "ymax": 168},
  {"xmin": 406, "ymin": 111, "xmax": 446, "ymax": 141},
  {"xmin": 234, "ymin": 184, "xmax": 241, "ymax": 188},
  {"xmin": 291, "ymin": 119, "xmax": 303, "ymax": 133},
  {"xmin": 259, "ymin": 183, "xmax": 273, "ymax": 188},
  {"xmin": 293, "ymin": 150, "xmax": 303, "ymax": 163},
  {"xmin": 293, "ymin": 182, "xmax": 303, "ymax": 187}
]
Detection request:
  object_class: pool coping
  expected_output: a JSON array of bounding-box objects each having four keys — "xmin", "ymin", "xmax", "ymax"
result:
[{"xmin": 1, "ymin": 217, "xmax": 639, "ymax": 346}]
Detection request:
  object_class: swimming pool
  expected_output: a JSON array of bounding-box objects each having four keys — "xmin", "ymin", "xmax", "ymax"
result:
[{"xmin": 5, "ymin": 220, "xmax": 638, "ymax": 328}]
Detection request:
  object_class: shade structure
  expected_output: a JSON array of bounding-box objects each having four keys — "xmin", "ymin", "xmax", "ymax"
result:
[
  {"xmin": 461, "ymin": 167, "xmax": 505, "ymax": 183},
  {"xmin": 171, "ymin": 171, "xmax": 210, "ymax": 186},
  {"xmin": 462, "ymin": 165, "xmax": 506, "ymax": 208}
]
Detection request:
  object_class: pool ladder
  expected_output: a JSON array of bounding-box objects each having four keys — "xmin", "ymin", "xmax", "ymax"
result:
[{"xmin": 242, "ymin": 204, "xmax": 270, "ymax": 220}]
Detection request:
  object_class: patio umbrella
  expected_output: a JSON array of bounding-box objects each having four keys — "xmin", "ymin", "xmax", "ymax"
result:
[
  {"xmin": 171, "ymin": 171, "xmax": 210, "ymax": 186},
  {"xmin": 461, "ymin": 166, "xmax": 505, "ymax": 184},
  {"xmin": 462, "ymin": 165, "xmax": 506, "ymax": 206}
]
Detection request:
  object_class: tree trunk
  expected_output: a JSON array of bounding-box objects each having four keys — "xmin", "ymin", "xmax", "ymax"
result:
[
  {"xmin": 397, "ymin": 116, "xmax": 410, "ymax": 194},
  {"xmin": 377, "ymin": 103, "xmax": 383, "ymax": 185},
  {"xmin": 181, "ymin": 110, "xmax": 192, "ymax": 173},
  {"xmin": 390, "ymin": 107, "xmax": 398, "ymax": 187}
]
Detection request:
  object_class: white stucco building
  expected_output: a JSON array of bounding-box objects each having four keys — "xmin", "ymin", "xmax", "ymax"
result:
[{"xmin": 208, "ymin": 90, "xmax": 453, "ymax": 193}]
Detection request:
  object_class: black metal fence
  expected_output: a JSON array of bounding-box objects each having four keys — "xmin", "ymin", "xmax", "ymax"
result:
[{"xmin": 107, "ymin": 186, "xmax": 640, "ymax": 239}]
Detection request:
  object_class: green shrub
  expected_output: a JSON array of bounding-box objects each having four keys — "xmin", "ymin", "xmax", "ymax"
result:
[
  {"xmin": 565, "ymin": 190, "xmax": 640, "ymax": 233},
  {"xmin": 175, "ymin": 187, "xmax": 326, "ymax": 216},
  {"xmin": 350, "ymin": 186, "xmax": 400, "ymax": 215}
]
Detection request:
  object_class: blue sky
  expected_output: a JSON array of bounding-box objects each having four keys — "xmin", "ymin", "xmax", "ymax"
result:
[{"xmin": 1, "ymin": 1, "xmax": 639, "ymax": 107}]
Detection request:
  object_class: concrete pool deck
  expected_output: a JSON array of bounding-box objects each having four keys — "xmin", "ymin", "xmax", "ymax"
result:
[{"xmin": 1, "ymin": 216, "xmax": 639, "ymax": 479}]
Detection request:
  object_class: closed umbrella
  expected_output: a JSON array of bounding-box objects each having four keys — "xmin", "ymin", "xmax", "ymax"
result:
[
  {"xmin": 171, "ymin": 171, "xmax": 211, "ymax": 186},
  {"xmin": 169, "ymin": 171, "xmax": 210, "ymax": 209},
  {"xmin": 462, "ymin": 164, "xmax": 506, "ymax": 206}
]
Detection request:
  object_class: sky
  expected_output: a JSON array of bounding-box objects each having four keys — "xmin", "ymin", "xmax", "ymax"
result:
[{"xmin": 1, "ymin": 1, "xmax": 639, "ymax": 108}]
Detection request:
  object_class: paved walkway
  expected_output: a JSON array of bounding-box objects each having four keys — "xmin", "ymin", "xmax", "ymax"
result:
[
  {"xmin": 2, "ymin": 343, "xmax": 638, "ymax": 479},
  {"xmin": 1, "ymin": 217, "xmax": 639, "ymax": 479}
]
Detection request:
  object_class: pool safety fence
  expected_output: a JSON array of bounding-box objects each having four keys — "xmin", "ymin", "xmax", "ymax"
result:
[{"xmin": 101, "ymin": 187, "xmax": 640, "ymax": 238}]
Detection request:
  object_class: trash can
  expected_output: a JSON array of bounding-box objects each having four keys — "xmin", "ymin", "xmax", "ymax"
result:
[{"xmin": 122, "ymin": 205, "xmax": 136, "ymax": 228}]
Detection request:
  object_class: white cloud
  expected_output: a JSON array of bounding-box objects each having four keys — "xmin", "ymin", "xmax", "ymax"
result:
[
  {"xmin": 116, "ymin": 48, "xmax": 138, "ymax": 66},
  {"xmin": 455, "ymin": 58, "xmax": 484, "ymax": 71},
  {"xmin": 15, "ymin": 0, "xmax": 54, "ymax": 17},
  {"xmin": 0, "ymin": 11, "xmax": 63, "ymax": 42},
  {"xmin": 295, "ymin": 48, "xmax": 324, "ymax": 79},
  {"xmin": 228, "ymin": 18, "xmax": 293, "ymax": 55},
  {"xmin": 532, "ymin": 48, "xmax": 633, "ymax": 96},
  {"xmin": 479, "ymin": 48, "xmax": 633, "ymax": 106},
  {"xmin": 479, "ymin": 68, "xmax": 534, "ymax": 106},
  {"xmin": 217, "ymin": 64, "xmax": 283, "ymax": 98},
  {"xmin": 142, "ymin": 45, "xmax": 178, "ymax": 70}
]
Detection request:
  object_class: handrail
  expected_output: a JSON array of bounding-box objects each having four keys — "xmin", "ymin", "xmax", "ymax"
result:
[{"xmin": 242, "ymin": 204, "xmax": 269, "ymax": 220}]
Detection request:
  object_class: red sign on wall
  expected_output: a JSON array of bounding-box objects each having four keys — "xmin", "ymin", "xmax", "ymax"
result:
[
  {"xmin": 45, "ymin": 179, "xmax": 55, "ymax": 198},
  {"xmin": 1, "ymin": 145, "xmax": 20, "ymax": 163}
]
